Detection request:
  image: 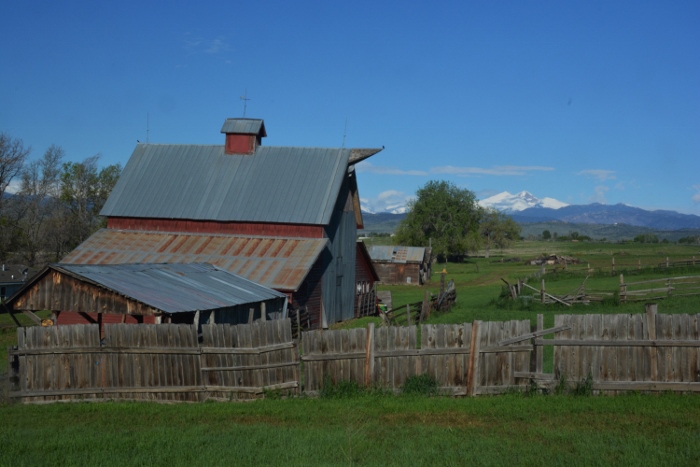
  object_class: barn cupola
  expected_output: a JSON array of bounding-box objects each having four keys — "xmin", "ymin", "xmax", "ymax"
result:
[{"xmin": 220, "ymin": 118, "xmax": 267, "ymax": 155}]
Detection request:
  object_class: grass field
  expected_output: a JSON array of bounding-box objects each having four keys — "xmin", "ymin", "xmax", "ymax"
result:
[
  {"xmin": 1, "ymin": 393, "xmax": 699, "ymax": 466},
  {"xmin": 1, "ymin": 240, "xmax": 700, "ymax": 465}
]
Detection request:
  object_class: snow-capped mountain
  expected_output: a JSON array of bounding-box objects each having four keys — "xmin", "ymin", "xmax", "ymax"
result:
[{"xmin": 479, "ymin": 191, "xmax": 568, "ymax": 212}]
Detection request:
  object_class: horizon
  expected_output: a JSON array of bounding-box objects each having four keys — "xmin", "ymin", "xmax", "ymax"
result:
[{"xmin": 2, "ymin": 1, "xmax": 698, "ymax": 215}]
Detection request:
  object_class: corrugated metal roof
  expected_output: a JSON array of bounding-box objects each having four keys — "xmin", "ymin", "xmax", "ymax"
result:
[
  {"xmin": 220, "ymin": 118, "xmax": 266, "ymax": 136},
  {"xmin": 100, "ymin": 145, "xmax": 351, "ymax": 225},
  {"xmin": 61, "ymin": 229, "xmax": 327, "ymax": 292},
  {"xmin": 54, "ymin": 263, "xmax": 286, "ymax": 314},
  {"xmin": 367, "ymin": 245, "xmax": 427, "ymax": 264}
]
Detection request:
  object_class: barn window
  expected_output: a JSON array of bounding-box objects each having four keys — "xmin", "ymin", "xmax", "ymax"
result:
[{"xmin": 356, "ymin": 282, "xmax": 362, "ymax": 295}]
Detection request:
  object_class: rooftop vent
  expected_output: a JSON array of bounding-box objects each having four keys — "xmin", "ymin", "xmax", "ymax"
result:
[{"xmin": 220, "ymin": 118, "xmax": 267, "ymax": 155}]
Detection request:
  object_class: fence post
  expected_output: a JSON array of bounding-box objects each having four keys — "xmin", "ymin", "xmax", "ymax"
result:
[
  {"xmin": 638, "ymin": 259, "xmax": 641, "ymax": 270},
  {"xmin": 541, "ymin": 279, "xmax": 545, "ymax": 304},
  {"xmin": 535, "ymin": 314, "xmax": 543, "ymax": 374},
  {"xmin": 364, "ymin": 322, "xmax": 375, "ymax": 387},
  {"xmin": 587, "ymin": 263, "xmax": 591, "ymax": 274},
  {"xmin": 261, "ymin": 303, "xmax": 267, "ymax": 321},
  {"xmin": 466, "ymin": 320, "xmax": 481, "ymax": 396},
  {"xmin": 619, "ymin": 274, "xmax": 625, "ymax": 303},
  {"xmin": 406, "ymin": 304, "xmax": 411, "ymax": 326},
  {"xmin": 612, "ymin": 257, "xmax": 615, "ymax": 274},
  {"xmin": 666, "ymin": 257, "xmax": 669, "ymax": 268},
  {"xmin": 645, "ymin": 304, "xmax": 658, "ymax": 382},
  {"xmin": 693, "ymin": 256, "xmax": 696, "ymax": 266},
  {"xmin": 421, "ymin": 289, "xmax": 430, "ymax": 323}
]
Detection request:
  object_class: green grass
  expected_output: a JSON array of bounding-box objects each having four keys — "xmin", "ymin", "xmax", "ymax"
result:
[{"xmin": 1, "ymin": 393, "xmax": 699, "ymax": 466}]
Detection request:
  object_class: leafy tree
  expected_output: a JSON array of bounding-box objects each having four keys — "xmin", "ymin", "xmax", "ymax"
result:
[
  {"xmin": 542, "ymin": 230, "xmax": 551, "ymax": 240},
  {"xmin": 394, "ymin": 180, "xmax": 481, "ymax": 260},
  {"xmin": 479, "ymin": 208, "xmax": 521, "ymax": 257}
]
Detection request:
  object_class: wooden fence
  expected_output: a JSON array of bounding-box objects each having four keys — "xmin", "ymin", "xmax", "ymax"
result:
[
  {"xmin": 8, "ymin": 320, "xmax": 298, "ymax": 403},
  {"xmin": 8, "ymin": 308, "xmax": 700, "ymax": 402},
  {"xmin": 547, "ymin": 306, "xmax": 700, "ymax": 394},
  {"xmin": 301, "ymin": 320, "xmax": 532, "ymax": 396}
]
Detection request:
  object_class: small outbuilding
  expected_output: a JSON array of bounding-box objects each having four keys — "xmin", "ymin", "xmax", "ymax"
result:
[
  {"xmin": 367, "ymin": 245, "xmax": 432, "ymax": 285},
  {"xmin": 4, "ymin": 263, "xmax": 288, "ymax": 333}
]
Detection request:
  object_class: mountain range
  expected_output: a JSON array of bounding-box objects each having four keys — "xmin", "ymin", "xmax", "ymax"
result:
[{"xmin": 361, "ymin": 191, "xmax": 700, "ymax": 231}]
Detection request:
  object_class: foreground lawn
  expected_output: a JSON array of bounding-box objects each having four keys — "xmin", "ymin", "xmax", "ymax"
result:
[{"xmin": 1, "ymin": 393, "xmax": 699, "ymax": 466}]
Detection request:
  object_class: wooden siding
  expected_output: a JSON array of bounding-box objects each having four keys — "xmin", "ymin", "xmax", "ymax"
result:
[
  {"xmin": 225, "ymin": 133, "xmax": 256, "ymax": 154},
  {"xmin": 12, "ymin": 270, "xmax": 159, "ymax": 316},
  {"xmin": 291, "ymin": 257, "xmax": 324, "ymax": 329},
  {"xmin": 107, "ymin": 217, "xmax": 324, "ymax": 238},
  {"xmin": 57, "ymin": 311, "xmax": 157, "ymax": 325},
  {"xmin": 322, "ymin": 179, "xmax": 357, "ymax": 325},
  {"xmin": 374, "ymin": 262, "xmax": 421, "ymax": 285}
]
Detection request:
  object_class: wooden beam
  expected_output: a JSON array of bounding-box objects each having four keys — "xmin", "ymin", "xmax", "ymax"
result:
[
  {"xmin": 497, "ymin": 325, "xmax": 571, "ymax": 346},
  {"xmin": 21, "ymin": 310, "xmax": 42, "ymax": 325}
]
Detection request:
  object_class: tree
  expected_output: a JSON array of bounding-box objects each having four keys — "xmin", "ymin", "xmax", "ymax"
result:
[
  {"xmin": 16, "ymin": 145, "xmax": 65, "ymax": 265},
  {"xmin": 394, "ymin": 180, "xmax": 481, "ymax": 261},
  {"xmin": 0, "ymin": 133, "xmax": 31, "ymax": 210},
  {"xmin": 479, "ymin": 208, "xmax": 521, "ymax": 257},
  {"xmin": 60, "ymin": 155, "xmax": 122, "ymax": 249},
  {"xmin": 542, "ymin": 230, "xmax": 551, "ymax": 240}
]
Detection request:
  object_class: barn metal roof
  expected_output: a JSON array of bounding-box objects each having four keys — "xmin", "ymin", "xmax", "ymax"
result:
[
  {"xmin": 367, "ymin": 245, "xmax": 427, "ymax": 264},
  {"xmin": 61, "ymin": 229, "xmax": 328, "ymax": 292},
  {"xmin": 220, "ymin": 118, "xmax": 266, "ymax": 136},
  {"xmin": 53, "ymin": 263, "xmax": 287, "ymax": 314},
  {"xmin": 100, "ymin": 144, "xmax": 358, "ymax": 225}
]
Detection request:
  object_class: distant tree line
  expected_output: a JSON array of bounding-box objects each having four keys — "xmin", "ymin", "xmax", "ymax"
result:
[{"xmin": 0, "ymin": 132, "xmax": 121, "ymax": 267}]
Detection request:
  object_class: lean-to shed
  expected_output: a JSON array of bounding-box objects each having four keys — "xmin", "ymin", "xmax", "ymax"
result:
[
  {"xmin": 4, "ymin": 263, "xmax": 287, "ymax": 333},
  {"xmin": 367, "ymin": 245, "xmax": 432, "ymax": 285}
]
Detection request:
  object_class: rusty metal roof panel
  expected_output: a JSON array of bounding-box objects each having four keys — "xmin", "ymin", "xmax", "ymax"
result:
[
  {"xmin": 53, "ymin": 263, "xmax": 286, "ymax": 314},
  {"xmin": 61, "ymin": 229, "xmax": 327, "ymax": 292},
  {"xmin": 367, "ymin": 245, "xmax": 426, "ymax": 264},
  {"xmin": 100, "ymin": 144, "xmax": 352, "ymax": 226}
]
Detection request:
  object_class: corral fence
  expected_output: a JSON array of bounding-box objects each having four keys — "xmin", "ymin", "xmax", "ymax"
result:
[
  {"xmin": 536, "ymin": 256, "xmax": 700, "ymax": 277},
  {"xmin": 7, "ymin": 306, "xmax": 700, "ymax": 403},
  {"xmin": 507, "ymin": 274, "xmax": 700, "ymax": 306}
]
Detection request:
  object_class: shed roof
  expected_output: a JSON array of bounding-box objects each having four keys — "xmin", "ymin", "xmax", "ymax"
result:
[
  {"xmin": 100, "ymin": 144, "xmax": 356, "ymax": 225},
  {"xmin": 367, "ymin": 245, "xmax": 427, "ymax": 264},
  {"xmin": 220, "ymin": 118, "xmax": 266, "ymax": 136},
  {"xmin": 50, "ymin": 263, "xmax": 286, "ymax": 314},
  {"xmin": 61, "ymin": 229, "xmax": 328, "ymax": 292}
]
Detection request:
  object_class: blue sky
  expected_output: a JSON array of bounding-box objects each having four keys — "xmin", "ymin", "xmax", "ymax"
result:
[{"xmin": 2, "ymin": 0, "xmax": 699, "ymax": 214}]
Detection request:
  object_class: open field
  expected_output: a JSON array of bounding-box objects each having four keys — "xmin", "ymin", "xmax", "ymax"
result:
[{"xmin": 1, "ymin": 393, "xmax": 700, "ymax": 466}]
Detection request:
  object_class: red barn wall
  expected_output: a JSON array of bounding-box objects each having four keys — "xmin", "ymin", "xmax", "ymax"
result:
[{"xmin": 107, "ymin": 218, "xmax": 324, "ymax": 238}]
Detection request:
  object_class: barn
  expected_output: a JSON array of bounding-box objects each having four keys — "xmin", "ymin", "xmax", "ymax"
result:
[
  {"xmin": 367, "ymin": 245, "xmax": 432, "ymax": 285},
  {"xmin": 5, "ymin": 263, "xmax": 288, "ymax": 334},
  {"xmin": 60, "ymin": 118, "xmax": 382, "ymax": 329}
]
